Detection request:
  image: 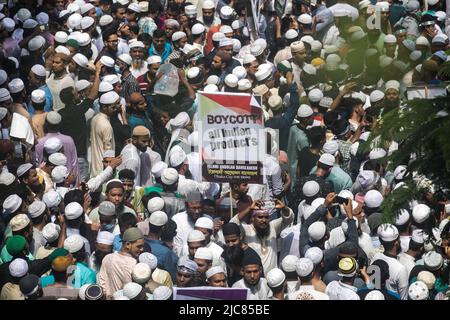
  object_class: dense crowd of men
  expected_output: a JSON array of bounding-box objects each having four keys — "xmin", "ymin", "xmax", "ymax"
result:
[{"xmin": 0, "ymin": 0, "xmax": 449, "ymax": 300}]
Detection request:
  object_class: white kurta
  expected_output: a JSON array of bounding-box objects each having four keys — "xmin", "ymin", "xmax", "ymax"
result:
[
  {"xmin": 89, "ymin": 113, "xmax": 115, "ymax": 177},
  {"xmin": 232, "ymin": 278, "xmax": 271, "ymax": 300}
]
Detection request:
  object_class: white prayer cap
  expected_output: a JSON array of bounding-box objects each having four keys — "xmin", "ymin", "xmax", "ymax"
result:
[
  {"xmin": 9, "ymin": 258, "xmax": 28, "ymax": 278},
  {"xmin": 123, "ymin": 282, "xmax": 143, "ymax": 299},
  {"xmin": 285, "ymin": 29, "xmax": 298, "ymax": 40},
  {"xmin": 385, "ymin": 80, "xmax": 400, "ymax": 92},
  {"xmin": 219, "ymin": 25, "xmax": 233, "ymax": 34},
  {"xmin": 146, "ymin": 55, "xmax": 162, "ymax": 68},
  {"xmin": 359, "ymin": 0, "xmax": 370, "ymax": 9},
  {"xmin": 67, "ymin": 2, "xmax": 81, "ymax": 13},
  {"xmin": 188, "ymin": 230, "xmax": 205, "ymax": 242},
  {"xmin": 255, "ymin": 66, "xmax": 271, "ymax": 82},
  {"xmin": 100, "ymin": 91, "xmax": 120, "ymax": 105},
  {"xmin": 129, "ymin": 41, "xmax": 145, "ymax": 50},
  {"xmin": 303, "ymin": 205, "xmax": 317, "ymax": 221},
  {"xmin": 311, "ymin": 197, "xmax": 325, "ymax": 209},
  {"xmin": 204, "ymin": 84, "xmax": 219, "ymax": 92},
  {"xmin": 2, "ymin": 18, "xmax": 15, "ymax": 32},
  {"xmin": 318, "ymin": 153, "xmax": 335, "ymax": 166},
  {"xmin": 80, "ymin": 16, "xmax": 94, "ymax": 31},
  {"xmin": 303, "ymin": 64, "xmax": 316, "ymax": 77},
  {"xmin": 46, "ymin": 111, "xmax": 62, "ymax": 125},
  {"xmin": 0, "ymin": 70, "xmax": 7, "ymax": 86},
  {"xmin": 169, "ymin": 148, "xmax": 187, "ymax": 168},
  {"xmin": 365, "ymin": 290, "xmax": 385, "ymax": 300},
  {"xmin": 151, "ymin": 161, "xmax": 168, "ymax": 178},
  {"xmin": 55, "ymin": 45, "xmax": 71, "ymax": 56},
  {"xmin": 369, "ymin": 90, "xmax": 384, "ymax": 103},
  {"xmin": 219, "ymin": 38, "xmax": 233, "ymax": 48},
  {"xmin": 395, "ymin": 209, "xmax": 410, "ymax": 226},
  {"xmin": 132, "ymin": 263, "xmax": 151, "ymax": 284},
  {"xmin": 393, "ymin": 165, "xmax": 407, "ymax": 180},
  {"xmin": 322, "ymin": 140, "xmax": 340, "ymax": 156},
  {"xmin": 206, "ymin": 266, "xmax": 225, "ymax": 279},
  {"xmin": 195, "ymin": 217, "xmax": 214, "ymax": 230},
  {"xmin": 423, "ymin": 251, "xmax": 444, "ymax": 271},
  {"xmin": 305, "ymin": 247, "xmax": 323, "ymax": 265},
  {"xmin": 308, "ymin": 88, "xmax": 323, "ymax": 103},
  {"xmin": 23, "ymin": 18, "xmax": 38, "ymax": 29},
  {"xmin": 369, "ymin": 148, "xmax": 387, "ymax": 160},
  {"xmin": 44, "ymin": 137, "xmax": 63, "ymax": 154},
  {"xmin": 96, "ymin": 231, "xmax": 114, "ymax": 246},
  {"xmin": 100, "ymin": 55, "xmax": 115, "ymax": 68},
  {"xmin": 80, "ymin": 3, "xmax": 95, "ymax": 15},
  {"xmin": 243, "ymin": 54, "xmax": 256, "ymax": 65},
  {"xmin": 297, "ymin": 104, "xmax": 313, "ymax": 118},
  {"xmin": 384, "ymin": 34, "xmax": 397, "ymax": 44},
  {"xmin": 224, "ymin": 74, "xmax": 238, "ymax": 88},
  {"xmin": 0, "ymin": 88, "xmax": 10, "ymax": 102},
  {"xmin": 364, "ymin": 190, "xmax": 383, "ymax": 208},
  {"xmin": 250, "ymin": 43, "xmax": 264, "ymax": 57},
  {"xmin": 30, "ymin": 89, "xmax": 46, "ymax": 106},
  {"xmin": 99, "ymin": 15, "xmax": 113, "ymax": 27},
  {"xmin": 268, "ymin": 95, "xmax": 282, "ymax": 111},
  {"xmin": 64, "ymin": 234, "xmax": 84, "ymax": 253},
  {"xmin": 49, "ymin": 154, "xmax": 67, "ymax": 169},
  {"xmin": 72, "ymin": 53, "xmax": 88, "ymax": 68},
  {"xmin": 58, "ymin": 10, "xmax": 70, "ymax": 19},
  {"xmin": 9, "ymin": 214, "xmax": 30, "ymax": 232},
  {"xmin": 310, "ymin": 40, "xmax": 322, "ymax": 53},
  {"xmin": 308, "ymin": 221, "xmax": 326, "ymax": 241},
  {"xmin": 43, "ymin": 223, "xmax": 61, "ymax": 242},
  {"xmin": 432, "ymin": 33, "xmax": 448, "ymax": 44},
  {"xmin": 281, "ymin": 255, "xmax": 298, "ymax": 273},
  {"xmin": 68, "ymin": 13, "xmax": 82, "ymax": 30},
  {"xmin": 206, "ymin": 75, "xmax": 220, "ymax": 85},
  {"xmin": 8, "ymin": 78, "xmax": 24, "ymax": 93},
  {"xmin": 0, "ymin": 171, "xmax": 15, "ymax": 186},
  {"xmin": 99, "ymin": 81, "xmax": 114, "ymax": 93},
  {"xmin": 172, "ymin": 31, "xmax": 187, "ymax": 42},
  {"xmin": 28, "ymin": 200, "xmax": 46, "ymax": 219},
  {"xmin": 43, "ymin": 190, "xmax": 61, "ymax": 208},
  {"xmin": 408, "ymin": 281, "xmax": 429, "ymax": 300},
  {"xmin": 232, "ymin": 66, "xmax": 247, "ymax": 80},
  {"xmin": 194, "ymin": 247, "xmax": 213, "ymax": 260},
  {"xmin": 64, "ymin": 202, "xmax": 83, "ymax": 220},
  {"xmin": 296, "ymin": 257, "xmax": 314, "ymax": 277},
  {"xmin": 0, "ymin": 107, "xmax": 7, "ymax": 121},
  {"xmin": 149, "ymin": 210, "xmax": 168, "ymax": 227},
  {"xmin": 75, "ymin": 80, "xmax": 91, "ymax": 92},
  {"xmin": 377, "ymin": 223, "xmax": 399, "ymax": 242},
  {"xmin": 302, "ymin": 181, "xmax": 320, "ymax": 198},
  {"xmin": 147, "ymin": 197, "xmax": 164, "ymax": 214},
  {"xmin": 298, "ymin": 13, "xmax": 312, "ymax": 24},
  {"xmin": 98, "ymin": 201, "xmax": 116, "ymax": 217},
  {"xmin": 412, "ymin": 204, "xmax": 430, "ymax": 224},
  {"xmin": 103, "ymin": 74, "xmax": 120, "ymax": 86},
  {"xmin": 153, "ymin": 286, "xmax": 172, "ymax": 300},
  {"xmin": 16, "ymin": 163, "xmax": 33, "ymax": 179},
  {"xmin": 238, "ymin": 79, "xmax": 252, "ymax": 91},
  {"xmin": 128, "ymin": 2, "xmax": 141, "ymax": 13},
  {"xmin": 109, "ymin": 56, "xmax": 128, "ymax": 69},
  {"xmin": 416, "ymin": 36, "xmax": 430, "ymax": 47},
  {"xmin": 232, "ymin": 19, "xmax": 244, "ymax": 30},
  {"xmin": 51, "ymin": 166, "xmax": 69, "ymax": 183},
  {"xmin": 266, "ymin": 268, "xmax": 286, "ymax": 287},
  {"xmin": 139, "ymin": 252, "xmax": 158, "ymax": 270},
  {"xmin": 203, "ymin": 0, "xmax": 215, "ymax": 9},
  {"xmin": 411, "ymin": 229, "xmax": 424, "ymax": 244},
  {"xmin": 16, "ymin": 8, "xmax": 31, "ymax": 22},
  {"xmin": 417, "ymin": 271, "xmax": 435, "ymax": 289},
  {"xmin": 3, "ymin": 194, "xmax": 23, "ymax": 215},
  {"xmin": 161, "ymin": 168, "xmax": 179, "ymax": 185},
  {"xmin": 220, "ymin": 5, "xmax": 234, "ymax": 20},
  {"xmin": 138, "ymin": 1, "xmax": 149, "ymax": 13}
]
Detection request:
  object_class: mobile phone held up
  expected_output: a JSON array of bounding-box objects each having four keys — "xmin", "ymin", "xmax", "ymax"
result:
[
  {"xmin": 262, "ymin": 201, "xmax": 275, "ymax": 211},
  {"xmin": 335, "ymin": 196, "xmax": 349, "ymax": 205}
]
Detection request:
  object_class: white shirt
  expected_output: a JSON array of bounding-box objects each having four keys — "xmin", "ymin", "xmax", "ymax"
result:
[
  {"xmin": 186, "ymin": 151, "xmax": 201, "ymax": 182},
  {"xmin": 231, "ymin": 208, "xmax": 294, "ymax": 274},
  {"xmin": 172, "ymin": 211, "xmax": 199, "ymax": 257},
  {"xmin": 400, "ymin": 235, "xmax": 410, "ymax": 253},
  {"xmin": 287, "ymin": 280, "xmax": 301, "ymax": 295},
  {"xmin": 290, "ymin": 285, "xmax": 330, "ymax": 300},
  {"xmin": 397, "ymin": 252, "xmax": 416, "ymax": 277},
  {"xmin": 66, "ymin": 227, "xmax": 91, "ymax": 256},
  {"xmin": 371, "ymin": 252, "xmax": 409, "ymax": 300},
  {"xmin": 130, "ymin": 61, "xmax": 148, "ymax": 79},
  {"xmin": 119, "ymin": 143, "xmax": 141, "ymax": 186},
  {"xmin": 232, "ymin": 278, "xmax": 271, "ymax": 300},
  {"xmin": 325, "ymin": 281, "xmax": 360, "ymax": 300}
]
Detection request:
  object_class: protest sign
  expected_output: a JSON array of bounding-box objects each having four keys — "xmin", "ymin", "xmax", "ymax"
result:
[{"xmin": 198, "ymin": 92, "xmax": 265, "ymax": 184}]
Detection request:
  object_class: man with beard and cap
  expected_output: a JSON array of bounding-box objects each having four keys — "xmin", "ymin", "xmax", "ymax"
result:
[
  {"xmin": 17, "ymin": 163, "xmax": 41, "ymax": 196},
  {"xmin": 194, "ymin": 217, "xmax": 226, "ymax": 270},
  {"xmin": 35, "ymin": 223, "xmax": 62, "ymax": 260},
  {"xmin": 46, "ymin": 53, "xmax": 75, "ymax": 111},
  {"xmin": 206, "ymin": 266, "xmax": 227, "ymax": 288},
  {"xmin": 153, "ymin": 167, "xmax": 186, "ymax": 218},
  {"xmin": 143, "ymin": 210, "xmax": 178, "ymax": 282},
  {"xmin": 311, "ymin": 154, "xmax": 353, "ymax": 193},
  {"xmin": 63, "ymin": 235, "xmax": 96, "ymax": 288},
  {"xmin": 289, "ymin": 257, "xmax": 330, "ymax": 300},
  {"xmin": 63, "ymin": 202, "xmax": 92, "ymax": 257},
  {"xmin": 198, "ymin": 0, "xmax": 220, "ymax": 31},
  {"xmin": 167, "ymin": 31, "xmax": 188, "ymax": 63},
  {"xmin": 129, "ymin": 41, "xmax": 147, "ymax": 79},
  {"xmin": 382, "ymin": 80, "xmax": 401, "ymax": 114},
  {"xmin": 287, "ymin": 104, "xmax": 314, "ymax": 185},
  {"xmin": 232, "ymin": 249, "xmax": 271, "ymax": 300},
  {"xmin": 172, "ymin": 191, "xmax": 204, "ymax": 257},
  {"xmin": 98, "ymin": 227, "xmax": 144, "ymax": 299},
  {"xmin": 371, "ymin": 224, "xmax": 409, "ymax": 299},
  {"xmin": 230, "ymin": 199, "xmax": 293, "ymax": 274},
  {"xmin": 88, "ymin": 231, "xmax": 115, "ymax": 273},
  {"xmin": 58, "ymin": 61, "xmax": 102, "ymax": 182},
  {"xmin": 175, "ymin": 257, "xmax": 200, "ymax": 288},
  {"xmin": 27, "ymin": 64, "xmax": 53, "ymax": 114}
]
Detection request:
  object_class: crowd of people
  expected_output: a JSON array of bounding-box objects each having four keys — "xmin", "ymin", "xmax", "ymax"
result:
[{"xmin": 0, "ymin": 0, "xmax": 449, "ymax": 301}]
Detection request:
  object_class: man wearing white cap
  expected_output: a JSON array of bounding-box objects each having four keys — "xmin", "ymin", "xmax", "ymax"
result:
[
  {"xmin": 397, "ymin": 229, "xmax": 424, "ymax": 277},
  {"xmin": 193, "ymin": 217, "xmax": 226, "ymax": 270},
  {"xmin": 289, "ymin": 257, "xmax": 330, "ymax": 300},
  {"xmin": 27, "ymin": 64, "xmax": 52, "ymax": 115},
  {"xmin": 29, "ymin": 89, "xmax": 48, "ymax": 139},
  {"xmin": 88, "ymin": 231, "xmax": 115, "ymax": 273},
  {"xmin": 166, "ymin": 31, "xmax": 188, "ymax": 63},
  {"xmin": 198, "ymin": 0, "xmax": 220, "ymax": 30},
  {"xmin": 90, "ymin": 91, "xmax": 118, "ymax": 177},
  {"xmin": 311, "ymin": 153, "xmax": 353, "ymax": 193},
  {"xmin": 129, "ymin": 40, "xmax": 147, "ymax": 79},
  {"xmin": 206, "ymin": 266, "xmax": 227, "ymax": 287},
  {"xmin": 46, "ymin": 53, "xmax": 76, "ymax": 111},
  {"xmin": 371, "ymin": 224, "xmax": 409, "ymax": 299},
  {"xmin": 115, "ymin": 54, "xmax": 140, "ymax": 101}
]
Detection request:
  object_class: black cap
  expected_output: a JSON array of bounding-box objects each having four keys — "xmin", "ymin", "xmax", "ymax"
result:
[
  {"xmin": 85, "ymin": 284, "xmax": 104, "ymax": 300},
  {"xmin": 19, "ymin": 274, "xmax": 40, "ymax": 297}
]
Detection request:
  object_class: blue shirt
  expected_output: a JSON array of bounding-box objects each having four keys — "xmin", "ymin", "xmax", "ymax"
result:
[
  {"xmin": 144, "ymin": 238, "xmax": 178, "ymax": 282},
  {"xmin": 71, "ymin": 262, "xmax": 96, "ymax": 288},
  {"xmin": 113, "ymin": 235, "xmax": 122, "ymax": 252},
  {"xmin": 127, "ymin": 113, "xmax": 152, "ymax": 132},
  {"xmin": 28, "ymin": 84, "xmax": 53, "ymax": 115},
  {"xmin": 148, "ymin": 42, "xmax": 172, "ymax": 63}
]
